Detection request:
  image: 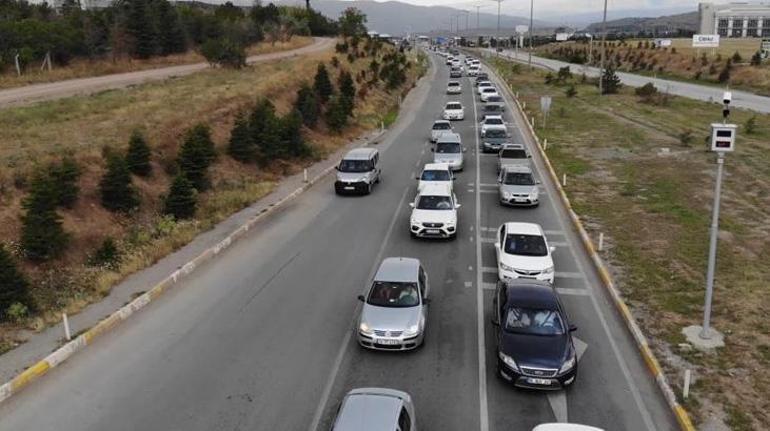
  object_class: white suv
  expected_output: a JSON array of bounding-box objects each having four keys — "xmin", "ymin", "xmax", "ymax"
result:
[
  {"xmin": 409, "ymin": 183, "xmax": 460, "ymax": 239},
  {"xmin": 480, "ymin": 87, "xmax": 500, "ymax": 102},
  {"xmin": 480, "ymin": 115, "xmax": 505, "ymax": 137},
  {"xmin": 494, "ymin": 222, "xmax": 555, "ymax": 283},
  {"xmin": 447, "ymin": 81, "xmax": 462, "ymax": 94},
  {"xmin": 417, "ymin": 163, "xmax": 454, "ymax": 192}
]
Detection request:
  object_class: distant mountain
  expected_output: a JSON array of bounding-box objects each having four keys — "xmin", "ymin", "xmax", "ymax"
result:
[
  {"xmin": 277, "ymin": 0, "xmax": 551, "ymax": 36},
  {"xmin": 543, "ymin": 5, "xmax": 696, "ymax": 28},
  {"xmin": 583, "ymin": 11, "xmax": 698, "ymax": 36}
]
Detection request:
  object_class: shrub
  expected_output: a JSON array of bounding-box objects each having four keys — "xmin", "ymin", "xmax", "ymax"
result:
[
  {"xmin": 565, "ymin": 85, "xmax": 577, "ymax": 98},
  {"xmin": 325, "ymin": 96, "xmax": 349, "ymax": 132},
  {"xmin": 279, "ymin": 110, "xmax": 310, "ymax": 158},
  {"xmin": 227, "ymin": 113, "xmax": 256, "ymax": 162},
  {"xmin": 556, "ymin": 66, "xmax": 572, "ymax": 83},
  {"xmin": 750, "ymin": 51, "xmax": 763, "ymax": 66},
  {"xmin": 313, "ymin": 63, "xmax": 334, "ymax": 104},
  {"xmin": 635, "ymin": 82, "xmax": 658, "ymax": 98},
  {"xmin": 88, "ymin": 237, "xmax": 121, "ymax": 269},
  {"xmin": 731, "ymin": 51, "xmax": 742, "ymax": 63},
  {"xmin": 50, "ymin": 156, "xmax": 81, "ymax": 208},
  {"xmin": 0, "ymin": 245, "xmax": 31, "ymax": 321},
  {"xmin": 163, "ymin": 174, "xmax": 198, "ymax": 220},
  {"xmin": 177, "ymin": 124, "xmax": 216, "ymax": 191},
  {"xmin": 250, "ymin": 99, "xmax": 281, "ymax": 164},
  {"xmin": 679, "ymin": 130, "xmax": 694, "ymax": 146},
  {"xmin": 601, "ymin": 66, "xmax": 621, "ymax": 94},
  {"xmin": 100, "ymin": 152, "xmax": 139, "ymax": 213},
  {"xmin": 6, "ymin": 302, "xmax": 29, "ymax": 323},
  {"xmin": 338, "ymin": 70, "xmax": 356, "ymax": 117},
  {"xmin": 126, "ymin": 130, "xmax": 152, "ymax": 176},
  {"xmin": 544, "ymin": 72, "xmax": 554, "ymax": 84},
  {"xmin": 744, "ymin": 116, "xmax": 757, "ymax": 135},
  {"xmin": 21, "ymin": 175, "xmax": 69, "ymax": 261},
  {"xmin": 718, "ymin": 65, "xmax": 731, "ymax": 83},
  {"xmin": 200, "ymin": 38, "xmax": 246, "ymax": 68}
]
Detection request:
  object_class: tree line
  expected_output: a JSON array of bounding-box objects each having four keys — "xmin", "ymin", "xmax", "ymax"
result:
[{"xmin": 0, "ymin": 0, "xmax": 338, "ymax": 72}]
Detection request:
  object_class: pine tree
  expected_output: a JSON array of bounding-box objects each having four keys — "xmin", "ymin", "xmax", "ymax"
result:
[
  {"xmin": 313, "ymin": 63, "xmax": 334, "ymax": 104},
  {"xmin": 718, "ymin": 65, "xmax": 731, "ymax": 83},
  {"xmin": 100, "ymin": 152, "xmax": 139, "ymax": 213},
  {"xmin": 126, "ymin": 0, "xmax": 157, "ymax": 59},
  {"xmin": 750, "ymin": 51, "xmax": 763, "ymax": 66},
  {"xmin": 325, "ymin": 97, "xmax": 348, "ymax": 132},
  {"xmin": 228, "ymin": 113, "xmax": 256, "ymax": 162},
  {"xmin": 50, "ymin": 157, "xmax": 81, "ymax": 209},
  {"xmin": 601, "ymin": 66, "xmax": 621, "ymax": 94},
  {"xmin": 164, "ymin": 174, "xmax": 197, "ymax": 220},
  {"xmin": 0, "ymin": 244, "xmax": 31, "ymax": 321},
  {"xmin": 280, "ymin": 110, "xmax": 310, "ymax": 158},
  {"xmin": 21, "ymin": 174, "xmax": 68, "ymax": 261},
  {"xmin": 338, "ymin": 70, "xmax": 356, "ymax": 117},
  {"xmin": 88, "ymin": 237, "xmax": 121, "ymax": 269},
  {"xmin": 155, "ymin": 0, "xmax": 186, "ymax": 55},
  {"xmin": 250, "ymin": 100, "xmax": 281, "ymax": 165},
  {"xmin": 178, "ymin": 123, "xmax": 217, "ymax": 191},
  {"xmin": 126, "ymin": 130, "xmax": 152, "ymax": 177},
  {"xmin": 294, "ymin": 84, "xmax": 320, "ymax": 128}
]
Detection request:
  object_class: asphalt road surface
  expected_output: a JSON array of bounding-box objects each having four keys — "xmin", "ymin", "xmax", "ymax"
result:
[
  {"xmin": 0, "ymin": 37, "xmax": 334, "ymax": 109},
  {"xmin": 0, "ymin": 51, "xmax": 678, "ymax": 431},
  {"xmin": 486, "ymin": 47, "xmax": 770, "ymax": 114}
]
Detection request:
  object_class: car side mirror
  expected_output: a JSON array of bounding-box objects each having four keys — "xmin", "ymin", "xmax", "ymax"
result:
[
  {"xmin": 415, "ymin": 176, "xmax": 420, "ymax": 180},
  {"xmin": 451, "ymin": 177, "xmax": 457, "ymax": 181},
  {"xmin": 549, "ymin": 246, "xmax": 556, "ymax": 253},
  {"xmin": 335, "ymin": 166, "xmax": 340, "ymax": 171},
  {"xmin": 357, "ymin": 294, "xmax": 366, "ymax": 302},
  {"xmin": 569, "ymin": 324, "xmax": 578, "ymax": 332},
  {"xmin": 409, "ymin": 202, "xmax": 415, "ymax": 208},
  {"xmin": 455, "ymin": 203, "xmax": 462, "ymax": 208},
  {"xmin": 536, "ymin": 180, "xmax": 541, "ymax": 184},
  {"xmin": 494, "ymin": 242, "xmax": 501, "ymax": 249},
  {"xmin": 528, "ymin": 154, "xmax": 532, "ymax": 158},
  {"xmin": 430, "ymin": 148, "xmax": 435, "ymax": 152}
]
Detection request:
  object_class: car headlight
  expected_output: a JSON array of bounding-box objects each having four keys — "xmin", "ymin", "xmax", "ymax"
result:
[
  {"xmin": 359, "ymin": 322, "xmax": 373, "ymax": 335},
  {"xmin": 502, "ymin": 191, "xmax": 512, "ymax": 199},
  {"xmin": 529, "ymin": 190, "xmax": 539, "ymax": 200},
  {"xmin": 498, "ymin": 352, "xmax": 519, "ymax": 371},
  {"xmin": 499, "ymin": 262, "xmax": 514, "ymax": 272},
  {"xmin": 410, "ymin": 218, "xmax": 420, "ymax": 226},
  {"xmin": 404, "ymin": 324, "xmax": 420, "ymax": 337},
  {"xmin": 543, "ymin": 266, "xmax": 554, "ymax": 275},
  {"xmin": 558, "ymin": 354, "xmax": 576, "ymax": 374}
]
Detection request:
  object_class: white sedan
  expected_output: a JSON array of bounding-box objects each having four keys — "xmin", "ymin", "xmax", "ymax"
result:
[
  {"xmin": 480, "ymin": 87, "xmax": 500, "ymax": 102},
  {"xmin": 443, "ymin": 101, "xmax": 465, "ymax": 121},
  {"xmin": 480, "ymin": 115, "xmax": 505, "ymax": 136},
  {"xmin": 494, "ymin": 222, "xmax": 555, "ymax": 284}
]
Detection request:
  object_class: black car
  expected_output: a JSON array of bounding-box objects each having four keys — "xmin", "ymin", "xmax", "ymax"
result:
[{"xmin": 492, "ymin": 280, "xmax": 578, "ymax": 390}]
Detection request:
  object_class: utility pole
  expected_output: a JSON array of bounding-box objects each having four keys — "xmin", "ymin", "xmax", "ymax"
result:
[
  {"xmin": 475, "ymin": 5, "xmax": 482, "ymax": 33},
  {"xmin": 528, "ymin": 0, "xmax": 534, "ymax": 66},
  {"xmin": 495, "ymin": 0, "xmax": 502, "ymax": 57},
  {"xmin": 598, "ymin": 0, "xmax": 608, "ymax": 95}
]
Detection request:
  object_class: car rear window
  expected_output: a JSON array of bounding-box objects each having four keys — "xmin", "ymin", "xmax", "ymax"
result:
[
  {"xmin": 421, "ymin": 170, "xmax": 451, "ymax": 181},
  {"xmin": 432, "ymin": 122, "xmax": 451, "ymax": 130},
  {"xmin": 482, "ymin": 88, "xmax": 497, "ymax": 93},
  {"xmin": 485, "ymin": 129, "xmax": 507, "ymax": 139},
  {"xmin": 448, "ymin": 82, "xmax": 460, "ymax": 87},
  {"xmin": 501, "ymin": 149, "xmax": 527, "ymax": 159},
  {"xmin": 484, "ymin": 105, "xmax": 502, "ymax": 112},
  {"xmin": 504, "ymin": 233, "xmax": 547, "ymax": 256},
  {"xmin": 446, "ymin": 103, "xmax": 462, "ymax": 110},
  {"xmin": 436, "ymin": 142, "xmax": 461, "ymax": 153}
]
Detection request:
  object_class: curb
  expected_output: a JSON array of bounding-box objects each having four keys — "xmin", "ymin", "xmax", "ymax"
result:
[
  {"xmin": 482, "ymin": 54, "xmax": 696, "ymax": 431},
  {"xmin": 0, "ymin": 128, "xmax": 387, "ymax": 405}
]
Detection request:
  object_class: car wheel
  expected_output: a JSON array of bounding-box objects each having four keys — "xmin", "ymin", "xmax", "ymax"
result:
[
  {"xmin": 410, "ymin": 231, "xmax": 418, "ymax": 239},
  {"xmin": 375, "ymin": 173, "xmax": 381, "ymax": 184},
  {"xmin": 366, "ymin": 183, "xmax": 373, "ymax": 195}
]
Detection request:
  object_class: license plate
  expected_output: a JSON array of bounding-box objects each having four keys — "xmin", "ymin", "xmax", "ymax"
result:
[
  {"xmin": 514, "ymin": 198, "xmax": 527, "ymax": 203},
  {"xmin": 375, "ymin": 338, "xmax": 400, "ymax": 345},
  {"xmin": 426, "ymin": 229, "xmax": 441, "ymax": 234},
  {"xmin": 344, "ymin": 186, "xmax": 355, "ymax": 190},
  {"xmin": 527, "ymin": 377, "xmax": 552, "ymax": 386}
]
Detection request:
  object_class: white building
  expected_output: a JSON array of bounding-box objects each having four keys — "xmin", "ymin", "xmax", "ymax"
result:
[{"xmin": 698, "ymin": 2, "xmax": 770, "ymax": 37}]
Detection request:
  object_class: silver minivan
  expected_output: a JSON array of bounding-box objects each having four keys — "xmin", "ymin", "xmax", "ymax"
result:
[
  {"xmin": 432, "ymin": 132, "xmax": 465, "ymax": 171},
  {"xmin": 335, "ymin": 148, "xmax": 381, "ymax": 195},
  {"xmin": 331, "ymin": 388, "xmax": 418, "ymax": 431}
]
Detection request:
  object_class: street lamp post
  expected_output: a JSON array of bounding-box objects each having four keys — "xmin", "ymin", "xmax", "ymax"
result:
[
  {"xmin": 598, "ymin": 0, "xmax": 608, "ymax": 95},
  {"xmin": 496, "ymin": 0, "xmax": 502, "ymax": 57},
  {"xmin": 528, "ymin": 0, "xmax": 534, "ymax": 66}
]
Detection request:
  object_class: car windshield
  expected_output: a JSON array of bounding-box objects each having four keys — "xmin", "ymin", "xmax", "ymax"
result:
[
  {"xmin": 436, "ymin": 142, "xmax": 461, "ymax": 153},
  {"xmin": 448, "ymin": 82, "xmax": 460, "ymax": 87},
  {"xmin": 501, "ymin": 149, "xmax": 527, "ymax": 159},
  {"xmin": 446, "ymin": 103, "xmax": 462, "ymax": 110},
  {"xmin": 432, "ymin": 122, "xmax": 451, "ymax": 130},
  {"xmin": 367, "ymin": 281, "xmax": 420, "ymax": 307},
  {"xmin": 504, "ymin": 172, "xmax": 535, "ymax": 185},
  {"xmin": 504, "ymin": 234, "xmax": 548, "ymax": 256},
  {"xmin": 504, "ymin": 307, "xmax": 564, "ymax": 335},
  {"xmin": 478, "ymin": 74, "xmax": 489, "ymax": 79},
  {"xmin": 485, "ymin": 118, "xmax": 504, "ymax": 125},
  {"xmin": 338, "ymin": 159, "xmax": 372, "ymax": 172},
  {"xmin": 485, "ymin": 129, "xmax": 507, "ymax": 139},
  {"xmin": 417, "ymin": 195, "xmax": 453, "ymax": 210},
  {"xmin": 483, "ymin": 88, "xmax": 497, "ymax": 93},
  {"xmin": 421, "ymin": 170, "xmax": 451, "ymax": 181}
]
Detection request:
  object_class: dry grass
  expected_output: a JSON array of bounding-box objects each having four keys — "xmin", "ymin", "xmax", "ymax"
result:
[
  {"xmin": 0, "ymin": 42, "xmax": 425, "ymax": 339},
  {"xmin": 490, "ymin": 57, "xmax": 770, "ymax": 430},
  {"xmin": 0, "ymin": 37, "xmax": 314, "ymax": 90},
  {"xmin": 538, "ymin": 38, "xmax": 770, "ymax": 95}
]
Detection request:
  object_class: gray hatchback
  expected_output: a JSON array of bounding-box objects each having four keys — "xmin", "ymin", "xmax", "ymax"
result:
[
  {"xmin": 331, "ymin": 388, "xmax": 417, "ymax": 431},
  {"xmin": 357, "ymin": 257, "xmax": 429, "ymax": 351}
]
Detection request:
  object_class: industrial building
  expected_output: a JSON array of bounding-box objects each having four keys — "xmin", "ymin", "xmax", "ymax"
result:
[{"xmin": 698, "ymin": 2, "xmax": 770, "ymax": 37}]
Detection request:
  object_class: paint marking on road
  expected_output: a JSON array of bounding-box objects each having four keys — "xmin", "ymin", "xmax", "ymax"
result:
[
  {"xmin": 550, "ymin": 241, "xmax": 568, "ymax": 247},
  {"xmin": 547, "ymin": 392, "xmax": 568, "ymax": 423},
  {"xmin": 480, "ymin": 237, "xmax": 495, "ymax": 244},
  {"xmin": 472, "ymin": 78, "xmax": 490, "ymax": 431},
  {"xmin": 556, "ymin": 288, "xmax": 591, "ymax": 296},
  {"xmin": 308, "ymin": 186, "xmax": 412, "ymax": 431},
  {"xmin": 555, "ymin": 271, "xmax": 585, "ymax": 280},
  {"xmin": 481, "ymin": 266, "xmax": 497, "ymax": 274},
  {"xmin": 468, "ymin": 182, "xmax": 475, "ymax": 187},
  {"xmin": 469, "ymin": 189, "xmax": 476, "ymax": 193},
  {"xmin": 544, "ymin": 230, "xmax": 565, "ymax": 235},
  {"xmin": 482, "ymin": 282, "xmax": 497, "ymax": 291},
  {"xmin": 479, "ymin": 183, "xmax": 498, "ymax": 188},
  {"xmin": 479, "ymin": 189, "xmax": 497, "ymax": 194},
  {"xmin": 465, "ymin": 281, "xmax": 473, "ymax": 288}
]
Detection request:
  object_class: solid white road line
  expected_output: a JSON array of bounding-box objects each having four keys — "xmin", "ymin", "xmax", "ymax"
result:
[
  {"xmin": 308, "ymin": 186, "xmax": 412, "ymax": 431},
  {"xmin": 472, "ymin": 74, "xmax": 490, "ymax": 431}
]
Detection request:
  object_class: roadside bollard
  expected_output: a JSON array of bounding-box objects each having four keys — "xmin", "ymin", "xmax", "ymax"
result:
[
  {"xmin": 683, "ymin": 369, "xmax": 691, "ymax": 399},
  {"xmin": 303, "ymin": 168, "xmax": 308, "ymax": 183},
  {"xmin": 598, "ymin": 232, "xmax": 604, "ymax": 251},
  {"xmin": 543, "ymin": 139, "xmax": 548, "ymax": 150},
  {"xmin": 63, "ymin": 313, "xmax": 71, "ymax": 341},
  {"xmin": 562, "ymin": 174, "xmax": 567, "ymax": 186}
]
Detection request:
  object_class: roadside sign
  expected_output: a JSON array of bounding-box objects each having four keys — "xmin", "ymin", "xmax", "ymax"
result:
[
  {"xmin": 693, "ymin": 34, "xmax": 720, "ymax": 48},
  {"xmin": 710, "ymin": 124, "xmax": 737, "ymax": 152},
  {"xmin": 761, "ymin": 38, "xmax": 770, "ymax": 58},
  {"xmin": 540, "ymin": 96, "xmax": 552, "ymax": 113},
  {"xmin": 655, "ymin": 38, "xmax": 672, "ymax": 47},
  {"xmin": 515, "ymin": 25, "xmax": 529, "ymax": 34}
]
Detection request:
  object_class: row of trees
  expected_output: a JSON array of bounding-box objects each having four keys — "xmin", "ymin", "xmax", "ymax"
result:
[{"xmin": 0, "ymin": 0, "xmax": 338, "ymax": 72}]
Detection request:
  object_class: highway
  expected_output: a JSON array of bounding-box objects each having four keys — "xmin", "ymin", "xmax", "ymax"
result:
[
  {"xmin": 0, "ymin": 37, "xmax": 334, "ymax": 109},
  {"xmin": 487, "ymin": 47, "xmax": 770, "ymax": 114},
  {"xmin": 0, "ymin": 51, "xmax": 678, "ymax": 431}
]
